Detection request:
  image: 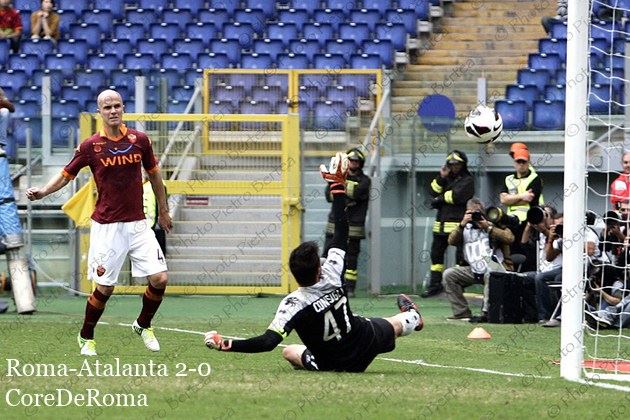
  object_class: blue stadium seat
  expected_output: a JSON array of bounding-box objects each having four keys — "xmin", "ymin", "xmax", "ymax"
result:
[
  {"xmin": 544, "ymin": 84, "xmax": 566, "ymax": 101},
  {"xmin": 61, "ymin": 86, "xmax": 92, "ymax": 108},
  {"xmin": 539, "ymin": 38, "xmax": 567, "ymax": 62},
  {"xmin": 0, "ymin": 42, "xmax": 8, "ymax": 64},
  {"xmin": 326, "ymin": 39, "xmax": 355, "ymax": 62},
  {"xmin": 57, "ymin": 39, "xmax": 90, "ymax": 65},
  {"xmin": 290, "ymin": 0, "xmax": 320, "ymax": 15},
  {"xmin": 8, "ymin": 54, "xmax": 40, "ymax": 77},
  {"xmin": 532, "ymin": 100, "xmax": 565, "ymax": 130},
  {"xmin": 338, "ymin": 74, "xmax": 373, "ymax": 97},
  {"xmin": 326, "ymin": 85, "xmax": 357, "ymax": 109},
  {"xmin": 167, "ymin": 100, "xmax": 188, "ymax": 113},
  {"xmin": 21, "ymin": 39, "xmax": 54, "ymax": 60},
  {"xmin": 350, "ymin": 9, "xmax": 381, "ymax": 33},
  {"xmin": 174, "ymin": 0, "xmax": 206, "ymax": 13},
  {"xmin": 87, "ymin": 54, "xmax": 120, "ymax": 76},
  {"xmin": 303, "ymin": 23, "xmax": 334, "ymax": 47},
  {"xmin": 495, "ymin": 100, "xmax": 528, "ymax": 130},
  {"xmin": 313, "ymin": 9, "xmax": 346, "ymax": 33},
  {"xmin": 593, "ymin": 68, "xmax": 624, "ymax": 96},
  {"xmin": 267, "ymin": 23, "xmax": 299, "ymax": 46},
  {"xmin": 58, "ymin": 0, "xmax": 87, "ymax": 11},
  {"xmin": 314, "ymin": 53, "xmax": 346, "ymax": 70},
  {"xmin": 517, "ymin": 68, "xmax": 551, "ymax": 93},
  {"xmin": 51, "ymin": 117, "xmax": 77, "ymax": 147},
  {"xmin": 163, "ymin": 8, "xmax": 195, "ymax": 32},
  {"xmin": 199, "ymin": 9, "xmax": 230, "ymax": 28},
  {"xmin": 590, "ymin": 37, "xmax": 610, "ymax": 62},
  {"xmin": 20, "ymin": 10, "xmax": 31, "ymax": 35},
  {"xmin": 210, "ymin": 100, "xmax": 235, "ymax": 115},
  {"xmin": 13, "ymin": 100, "xmax": 39, "ymax": 120},
  {"xmin": 314, "ymin": 100, "xmax": 346, "ymax": 130},
  {"xmin": 14, "ymin": 0, "xmax": 38, "ymax": 11},
  {"xmin": 163, "ymin": 53, "xmax": 195, "ymax": 72},
  {"xmin": 398, "ymin": 0, "xmax": 430, "ymax": 19},
  {"xmin": 186, "ymin": 23, "xmax": 218, "ymax": 41},
  {"xmin": 171, "ymin": 85, "xmax": 194, "ymax": 102},
  {"xmin": 18, "ymin": 86, "xmax": 41, "ymax": 103},
  {"xmin": 13, "ymin": 118, "xmax": 43, "ymax": 148},
  {"xmin": 385, "ymin": 8, "xmax": 419, "ymax": 34},
  {"xmin": 252, "ymin": 86, "xmax": 284, "ymax": 105},
  {"xmin": 76, "ymin": 70, "xmax": 108, "ymax": 94},
  {"xmin": 137, "ymin": 39, "xmax": 170, "ymax": 61},
  {"xmin": 591, "ymin": 20, "xmax": 619, "ymax": 40},
  {"xmin": 613, "ymin": 38, "xmax": 625, "ymax": 54},
  {"xmin": 210, "ymin": 39, "xmax": 242, "ymax": 65},
  {"xmin": 57, "ymin": 10, "xmax": 77, "ymax": 34},
  {"xmin": 184, "ymin": 69, "xmax": 203, "ymax": 86},
  {"xmin": 364, "ymin": 0, "xmax": 393, "ymax": 9},
  {"xmin": 173, "ymin": 39, "xmax": 205, "ymax": 58},
  {"xmin": 83, "ymin": 10, "xmax": 113, "ymax": 34},
  {"xmin": 69, "ymin": 23, "xmax": 101, "ymax": 49},
  {"xmin": 234, "ymin": 8, "xmax": 267, "ymax": 33},
  {"xmin": 52, "ymin": 100, "xmax": 80, "ymax": 118},
  {"xmin": 114, "ymin": 23, "xmax": 146, "ymax": 41},
  {"xmin": 241, "ymin": 53, "xmax": 273, "ymax": 69},
  {"xmin": 208, "ymin": 0, "xmax": 240, "ymax": 15},
  {"xmin": 214, "ymin": 85, "xmax": 247, "ymax": 108},
  {"xmin": 102, "ymin": 39, "xmax": 134, "ymax": 62},
  {"xmin": 300, "ymin": 73, "xmax": 334, "ymax": 95},
  {"xmin": 45, "ymin": 54, "xmax": 78, "ymax": 79},
  {"xmin": 278, "ymin": 53, "xmax": 309, "ymax": 69},
  {"xmin": 298, "ymin": 85, "xmax": 320, "ymax": 108},
  {"xmin": 241, "ymin": 100, "xmax": 273, "ymax": 114},
  {"xmin": 149, "ymin": 69, "xmax": 182, "ymax": 88},
  {"xmin": 376, "ymin": 23, "xmax": 407, "ymax": 50},
  {"xmin": 222, "ymin": 23, "xmax": 256, "ymax": 48},
  {"xmin": 31, "ymin": 69, "xmax": 65, "ymax": 94},
  {"xmin": 350, "ymin": 53, "xmax": 381, "ymax": 69},
  {"xmin": 506, "ymin": 84, "xmax": 540, "ymax": 110},
  {"xmin": 197, "ymin": 53, "xmax": 231, "ymax": 69},
  {"xmin": 289, "ymin": 39, "xmax": 320, "ymax": 62},
  {"xmin": 150, "ymin": 23, "xmax": 181, "ymax": 41},
  {"xmin": 95, "ymin": 0, "xmax": 125, "ymax": 19},
  {"xmin": 254, "ymin": 39, "xmax": 285, "ymax": 61},
  {"xmin": 139, "ymin": 0, "xmax": 168, "ymax": 11},
  {"xmin": 528, "ymin": 53, "xmax": 562, "ymax": 72},
  {"xmin": 339, "ymin": 23, "xmax": 370, "ymax": 48},
  {"xmin": 605, "ymin": 52, "xmax": 625, "ymax": 70},
  {"xmin": 550, "ymin": 21, "xmax": 567, "ymax": 39},
  {"xmin": 324, "ymin": 0, "xmax": 357, "ymax": 13},
  {"xmin": 126, "ymin": 9, "xmax": 158, "ymax": 31},
  {"xmin": 244, "ymin": 0, "xmax": 275, "ymax": 18},
  {"xmin": 265, "ymin": 74, "xmax": 289, "ymax": 93},
  {"xmin": 124, "ymin": 53, "xmax": 157, "ymax": 71},
  {"xmin": 111, "ymin": 69, "xmax": 141, "ymax": 91},
  {"xmin": 590, "ymin": 83, "xmax": 614, "ymax": 114},
  {"xmin": 362, "ymin": 39, "xmax": 393, "ymax": 68},
  {"xmin": 278, "ymin": 9, "xmax": 310, "ymax": 28}
]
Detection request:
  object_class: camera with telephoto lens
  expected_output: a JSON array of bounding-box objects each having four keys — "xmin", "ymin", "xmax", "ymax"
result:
[
  {"xmin": 486, "ymin": 206, "xmax": 520, "ymax": 229},
  {"xmin": 471, "ymin": 211, "xmax": 483, "ymax": 222}
]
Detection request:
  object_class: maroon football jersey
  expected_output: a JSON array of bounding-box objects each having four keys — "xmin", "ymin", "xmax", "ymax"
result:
[{"xmin": 63, "ymin": 125, "xmax": 159, "ymax": 224}]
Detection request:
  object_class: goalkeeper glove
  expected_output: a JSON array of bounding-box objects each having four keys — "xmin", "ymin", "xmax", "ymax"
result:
[
  {"xmin": 204, "ymin": 331, "xmax": 232, "ymax": 351},
  {"xmin": 320, "ymin": 152, "xmax": 349, "ymax": 194}
]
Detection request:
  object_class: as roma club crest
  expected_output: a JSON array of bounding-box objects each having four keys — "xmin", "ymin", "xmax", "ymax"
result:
[
  {"xmin": 93, "ymin": 144, "xmax": 102, "ymax": 153},
  {"xmin": 96, "ymin": 265, "xmax": 106, "ymax": 277},
  {"xmin": 128, "ymin": 133, "xmax": 137, "ymax": 144}
]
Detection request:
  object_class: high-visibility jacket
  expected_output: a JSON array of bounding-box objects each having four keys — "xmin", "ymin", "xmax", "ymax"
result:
[{"xmin": 504, "ymin": 168, "xmax": 544, "ymax": 222}]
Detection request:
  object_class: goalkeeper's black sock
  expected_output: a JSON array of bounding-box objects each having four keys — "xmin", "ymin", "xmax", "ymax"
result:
[
  {"xmin": 80, "ymin": 289, "xmax": 110, "ymax": 339},
  {"xmin": 136, "ymin": 284, "xmax": 165, "ymax": 328}
]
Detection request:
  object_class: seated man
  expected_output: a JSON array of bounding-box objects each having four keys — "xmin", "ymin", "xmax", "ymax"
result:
[
  {"xmin": 203, "ymin": 153, "xmax": 424, "ymax": 372},
  {"xmin": 443, "ymin": 198, "xmax": 514, "ymax": 322},
  {"xmin": 586, "ymin": 295, "xmax": 630, "ymax": 329},
  {"xmin": 0, "ymin": 87, "xmax": 14, "ymax": 156}
]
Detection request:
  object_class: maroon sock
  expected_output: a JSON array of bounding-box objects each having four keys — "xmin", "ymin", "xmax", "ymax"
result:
[
  {"xmin": 137, "ymin": 284, "xmax": 165, "ymax": 328},
  {"xmin": 80, "ymin": 289, "xmax": 110, "ymax": 340}
]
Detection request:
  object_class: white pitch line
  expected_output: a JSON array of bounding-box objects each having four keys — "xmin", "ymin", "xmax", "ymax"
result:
[{"xmin": 101, "ymin": 321, "xmax": 552, "ymax": 379}]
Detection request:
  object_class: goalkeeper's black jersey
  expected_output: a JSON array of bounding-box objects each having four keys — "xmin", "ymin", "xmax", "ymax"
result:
[{"xmin": 268, "ymin": 248, "xmax": 374, "ymax": 368}]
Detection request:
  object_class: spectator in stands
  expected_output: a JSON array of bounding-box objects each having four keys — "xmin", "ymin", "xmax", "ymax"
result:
[
  {"xmin": 0, "ymin": 87, "xmax": 15, "ymax": 157},
  {"xmin": 0, "ymin": 0, "xmax": 22, "ymax": 53},
  {"xmin": 423, "ymin": 150, "xmax": 474, "ymax": 298},
  {"xmin": 609, "ymin": 151, "xmax": 630, "ymax": 209},
  {"xmin": 541, "ymin": 0, "xmax": 567, "ymax": 34},
  {"xmin": 323, "ymin": 147, "xmax": 370, "ymax": 298},
  {"xmin": 443, "ymin": 198, "xmax": 514, "ymax": 322},
  {"xmin": 30, "ymin": 0, "xmax": 59, "ymax": 41}
]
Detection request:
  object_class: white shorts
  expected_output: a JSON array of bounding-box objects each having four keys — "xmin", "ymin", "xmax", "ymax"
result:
[{"xmin": 88, "ymin": 219, "xmax": 167, "ymax": 286}]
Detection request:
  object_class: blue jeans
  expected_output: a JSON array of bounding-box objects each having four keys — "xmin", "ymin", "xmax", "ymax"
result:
[
  {"xmin": 0, "ymin": 108, "xmax": 9, "ymax": 147},
  {"xmin": 527, "ymin": 267, "xmax": 562, "ymax": 321}
]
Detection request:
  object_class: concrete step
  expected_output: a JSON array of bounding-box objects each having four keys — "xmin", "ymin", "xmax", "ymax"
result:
[
  {"xmin": 166, "ymin": 258, "xmax": 280, "ymax": 273},
  {"xmin": 401, "ymin": 70, "xmax": 516, "ymax": 82},
  {"xmin": 167, "ymin": 245, "xmax": 279, "ymax": 258},
  {"xmin": 428, "ymin": 40, "xmax": 539, "ymax": 51},
  {"xmin": 421, "ymin": 49, "xmax": 536, "ymax": 57},
  {"xmin": 417, "ymin": 56, "xmax": 528, "ymax": 65},
  {"xmin": 440, "ymin": 18, "xmax": 546, "ymax": 28},
  {"xmin": 168, "ymin": 233, "xmax": 280, "ymax": 248},
  {"xmin": 454, "ymin": 1, "xmax": 555, "ymax": 11},
  {"xmin": 439, "ymin": 32, "xmax": 542, "ymax": 41},
  {"xmin": 158, "ymin": 272, "xmax": 282, "ymax": 286},
  {"xmin": 405, "ymin": 63, "xmax": 524, "ymax": 72},
  {"xmin": 179, "ymin": 206, "xmax": 280, "ymax": 222},
  {"xmin": 171, "ymin": 220, "xmax": 281, "ymax": 235},
  {"xmin": 392, "ymin": 86, "xmax": 508, "ymax": 98}
]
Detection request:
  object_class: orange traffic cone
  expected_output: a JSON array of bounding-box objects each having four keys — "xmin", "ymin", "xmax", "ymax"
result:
[{"xmin": 467, "ymin": 327, "xmax": 492, "ymax": 340}]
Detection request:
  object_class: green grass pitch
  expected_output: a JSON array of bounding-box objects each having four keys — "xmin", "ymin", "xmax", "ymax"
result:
[{"xmin": 0, "ymin": 292, "xmax": 625, "ymax": 419}]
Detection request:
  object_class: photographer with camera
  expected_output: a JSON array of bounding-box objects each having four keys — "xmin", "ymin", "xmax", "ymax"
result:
[
  {"xmin": 423, "ymin": 150, "xmax": 474, "ymax": 298},
  {"xmin": 443, "ymin": 198, "xmax": 514, "ymax": 322}
]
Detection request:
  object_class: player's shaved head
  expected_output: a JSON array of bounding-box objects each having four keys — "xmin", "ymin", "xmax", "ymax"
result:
[{"xmin": 97, "ymin": 89, "xmax": 123, "ymax": 109}]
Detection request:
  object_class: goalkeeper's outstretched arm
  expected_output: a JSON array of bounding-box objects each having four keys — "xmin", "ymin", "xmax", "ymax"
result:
[{"xmin": 205, "ymin": 329, "xmax": 283, "ymax": 352}]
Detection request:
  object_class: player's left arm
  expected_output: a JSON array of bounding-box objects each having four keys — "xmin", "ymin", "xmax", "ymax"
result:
[
  {"xmin": 147, "ymin": 170, "xmax": 172, "ymax": 233},
  {"xmin": 205, "ymin": 329, "xmax": 284, "ymax": 353}
]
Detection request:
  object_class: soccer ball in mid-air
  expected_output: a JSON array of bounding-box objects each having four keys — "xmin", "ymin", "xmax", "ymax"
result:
[{"xmin": 464, "ymin": 104, "xmax": 503, "ymax": 144}]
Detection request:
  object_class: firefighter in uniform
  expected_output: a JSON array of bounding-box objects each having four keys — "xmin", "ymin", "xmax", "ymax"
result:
[
  {"xmin": 323, "ymin": 148, "xmax": 371, "ymax": 297},
  {"xmin": 423, "ymin": 150, "xmax": 474, "ymax": 298}
]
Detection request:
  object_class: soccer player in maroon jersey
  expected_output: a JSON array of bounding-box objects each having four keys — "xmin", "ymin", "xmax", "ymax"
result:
[{"xmin": 26, "ymin": 90, "xmax": 172, "ymax": 356}]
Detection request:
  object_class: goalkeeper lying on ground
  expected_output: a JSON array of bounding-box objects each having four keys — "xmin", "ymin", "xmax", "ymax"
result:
[{"xmin": 204, "ymin": 152, "xmax": 424, "ymax": 372}]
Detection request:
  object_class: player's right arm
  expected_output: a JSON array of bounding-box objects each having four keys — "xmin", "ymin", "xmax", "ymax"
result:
[{"xmin": 26, "ymin": 173, "xmax": 71, "ymax": 201}]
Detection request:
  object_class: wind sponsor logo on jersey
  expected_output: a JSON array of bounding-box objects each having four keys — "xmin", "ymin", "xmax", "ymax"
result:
[
  {"xmin": 312, "ymin": 289, "xmax": 343, "ymax": 313},
  {"xmin": 100, "ymin": 152, "xmax": 142, "ymax": 167}
]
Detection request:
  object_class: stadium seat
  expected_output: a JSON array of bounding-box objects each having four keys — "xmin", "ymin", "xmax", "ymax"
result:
[
  {"xmin": 289, "ymin": 39, "xmax": 320, "ymax": 62},
  {"xmin": 589, "ymin": 83, "xmax": 613, "ymax": 114},
  {"xmin": 528, "ymin": 53, "xmax": 562, "ymax": 72},
  {"xmin": 555, "ymin": 69, "xmax": 566, "ymax": 85},
  {"xmin": 114, "ymin": 23, "xmax": 146, "ymax": 41},
  {"xmin": 69, "ymin": 23, "xmax": 101, "ymax": 49},
  {"xmin": 14, "ymin": 0, "xmax": 38, "ymax": 11},
  {"xmin": 385, "ymin": 9, "xmax": 419, "ymax": 35},
  {"xmin": 613, "ymin": 38, "xmax": 625, "ymax": 54},
  {"xmin": 126, "ymin": 9, "xmax": 158, "ymax": 31},
  {"xmin": 167, "ymin": 99, "xmax": 189, "ymax": 114},
  {"xmin": 324, "ymin": 0, "xmax": 357, "ymax": 13},
  {"xmin": 95, "ymin": 0, "xmax": 124, "ymax": 19},
  {"xmin": 44, "ymin": 53, "xmax": 77, "ymax": 79},
  {"xmin": 8, "ymin": 54, "xmax": 40, "ymax": 77},
  {"xmin": 350, "ymin": 9, "xmax": 381, "ymax": 33},
  {"xmin": 539, "ymin": 38, "xmax": 567, "ymax": 62},
  {"xmin": 110, "ymin": 69, "xmax": 141, "ymax": 91},
  {"xmin": 338, "ymin": 74, "xmax": 373, "ymax": 97},
  {"xmin": 18, "ymin": 86, "xmax": 42, "ymax": 103},
  {"xmin": 506, "ymin": 84, "xmax": 540, "ymax": 110},
  {"xmin": 550, "ymin": 21, "xmax": 567, "ymax": 39},
  {"xmin": 314, "ymin": 53, "xmax": 346, "ymax": 70},
  {"xmin": 75, "ymin": 70, "xmax": 108, "ymax": 94},
  {"xmin": 13, "ymin": 118, "xmax": 43, "ymax": 148},
  {"xmin": 124, "ymin": 53, "xmax": 157, "ymax": 71},
  {"xmin": 326, "ymin": 86, "xmax": 357, "ymax": 109},
  {"xmin": 58, "ymin": 39, "xmax": 90, "ymax": 65},
  {"xmin": 278, "ymin": 9, "xmax": 310, "ymax": 28},
  {"xmin": 31, "ymin": 69, "xmax": 64, "ymax": 94},
  {"xmin": 210, "ymin": 100, "xmax": 235, "ymax": 115},
  {"xmin": 267, "ymin": 23, "xmax": 299, "ymax": 47},
  {"xmin": 532, "ymin": 100, "xmax": 565, "ymax": 130},
  {"xmin": 58, "ymin": 0, "xmax": 87, "ymax": 11},
  {"xmin": 88, "ymin": 54, "xmax": 120, "ymax": 76},
  {"xmin": 605, "ymin": 52, "xmax": 625, "ymax": 70},
  {"xmin": 82, "ymin": 9, "xmax": 113, "ymax": 34},
  {"xmin": 57, "ymin": 10, "xmax": 77, "ymax": 34},
  {"xmin": 398, "ymin": 0, "xmax": 430, "ymax": 19},
  {"xmin": 495, "ymin": 100, "xmax": 528, "ymax": 130},
  {"xmin": 362, "ymin": 39, "xmax": 394, "ymax": 68},
  {"xmin": 184, "ymin": 69, "xmax": 203, "ymax": 86},
  {"xmin": 102, "ymin": 39, "xmax": 134, "ymax": 62},
  {"xmin": 593, "ymin": 68, "xmax": 624, "ymax": 96},
  {"xmin": 13, "ymin": 100, "xmax": 39, "ymax": 119},
  {"xmin": 51, "ymin": 117, "xmax": 77, "ymax": 147},
  {"xmin": 186, "ymin": 23, "xmax": 218, "ymax": 41},
  {"xmin": 150, "ymin": 69, "xmax": 182, "ymax": 88},
  {"xmin": 173, "ymin": 39, "xmax": 205, "ymax": 58},
  {"xmin": 351, "ymin": 53, "xmax": 382, "ymax": 69},
  {"xmin": 150, "ymin": 23, "xmax": 182, "ymax": 41},
  {"xmin": 314, "ymin": 100, "xmax": 346, "ymax": 130},
  {"xmin": 226, "ymin": 74, "xmax": 259, "ymax": 92},
  {"xmin": 21, "ymin": 39, "xmax": 54, "ymax": 60},
  {"xmin": 254, "ymin": 39, "xmax": 285, "ymax": 61},
  {"xmin": 197, "ymin": 53, "xmax": 231, "ymax": 69},
  {"xmin": 278, "ymin": 53, "xmax": 309, "ymax": 69},
  {"xmin": 222, "ymin": 23, "xmax": 256, "ymax": 48},
  {"xmin": 209, "ymin": 0, "xmax": 240, "ymax": 15},
  {"xmin": 590, "ymin": 37, "xmax": 610, "ymax": 62},
  {"xmin": 210, "ymin": 39, "xmax": 242, "ymax": 65},
  {"xmin": 303, "ymin": 23, "xmax": 334, "ymax": 47},
  {"xmin": 364, "ymin": 0, "xmax": 393, "ymax": 9},
  {"xmin": 199, "ymin": 8, "xmax": 230, "ymax": 28},
  {"xmin": 52, "ymin": 100, "xmax": 80, "ymax": 118},
  {"xmin": 298, "ymin": 85, "xmax": 320, "ymax": 108},
  {"xmin": 0, "ymin": 42, "xmax": 7, "ymax": 64},
  {"xmin": 234, "ymin": 8, "xmax": 267, "ymax": 33},
  {"xmin": 339, "ymin": 23, "xmax": 370, "ymax": 48},
  {"xmin": 174, "ymin": 0, "xmax": 206, "ymax": 13},
  {"xmin": 136, "ymin": 39, "xmax": 169, "ymax": 62},
  {"xmin": 163, "ymin": 8, "xmax": 195, "ymax": 32},
  {"xmin": 241, "ymin": 53, "xmax": 273, "ymax": 69},
  {"xmin": 517, "ymin": 68, "xmax": 551, "ymax": 93},
  {"xmin": 139, "ymin": 0, "xmax": 168, "ymax": 11},
  {"xmin": 544, "ymin": 84, "xmax": 566, "ymax": 102},
  {"xmin": 214, "ymin": 85, "xmax": 247, "ymax": 108},
  {"xmin": 163, "ymin": 53, "xmax": 195, "ymax": 72},
  {"xmin": 290, "ymin": 0, "xmax": 321, "ymax": 15},
  {"xmin": 61, "ymin": 86, "xmax": 92, "ymax": 108},
  {"xmin": 252, "ymin": 86, "xmax": 284, "ymax": 105},
  {"xmin": 376, "ymin": 23, "xmax": 407, "ymax": 50},
  {"xmin": 171, "ymin": 85, "xmax": 194, "ymax": 102},
  {"xmin": 591, "ymin": 20, "xmax": 619, "ymax": 40},
  {"xmin": 313, "ymin": 9, "xmax": 346, "ymax": 33},
  {"xmin": 241, "ymin": 100, "xmax": 273, "ymax": 114},
  {"xmin": 265, "ymin": 74, "xmax": 289, "ymax": 93},
  {"xmin": 326, "ymin": 40, "xmax": 356, "ymax": 62}
]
